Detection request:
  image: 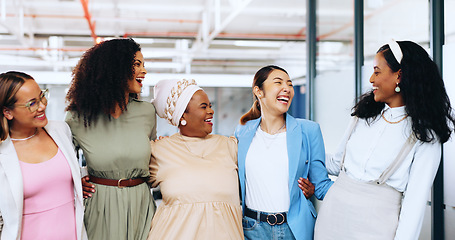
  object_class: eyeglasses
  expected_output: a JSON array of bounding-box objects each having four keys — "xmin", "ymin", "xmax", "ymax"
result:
[{"xmin": 15, "ymin": 89, "xmax": 49, "ymax": 113}]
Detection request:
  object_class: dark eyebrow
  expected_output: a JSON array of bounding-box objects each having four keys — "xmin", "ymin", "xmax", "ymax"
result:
[
  {"xmin": 201, "ymin": 102, "xmax": 213, "ymax": 107},
  {"xmin": 374, "ymin": 66, "xmax": 380, "ymax": 70},
  {"xmin": 134, "ymin": 59, "xmax": 142, "ymax": 63},
  {"xmin": 273, "ymin": 77, "xmax": 292, "ymax": 82},
  {"xmin": 25, "ymin": 91, "xmax": 44, "ymax": 103},
  {"xmin": 26, "ymin": 97, "xmax": 38, "ymax": 103}
]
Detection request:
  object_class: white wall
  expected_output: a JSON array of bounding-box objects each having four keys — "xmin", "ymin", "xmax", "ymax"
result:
[
  {"xmin": 314, "ymin": 68, "xmax": 355, "ymax": 154},
  {"xmin": 312, "ymin": 67, "xmax": 355, "ymax": 211},
  {"xmin": 442, "ymin": 43, "xmax": 455, "ymax": 240}
]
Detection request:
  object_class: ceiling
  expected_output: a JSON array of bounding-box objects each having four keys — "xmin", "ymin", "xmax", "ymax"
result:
[{"xmin": 0, "ymin": 0, "xmax": 453, "ymax": 85}]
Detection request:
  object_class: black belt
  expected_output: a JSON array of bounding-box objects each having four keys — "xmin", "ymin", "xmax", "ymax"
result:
[{"xmin": 245, "ymin": 207, "xmax": 287, "ymax": 226}]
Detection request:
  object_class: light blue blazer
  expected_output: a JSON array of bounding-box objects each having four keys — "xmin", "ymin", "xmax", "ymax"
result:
[
  {"xmin": 0, "ymin": 121, "xmax": 87, "ymax": 240},
  {"xmin": 235, "ymin": 114, "xmax": 333, "ymax": 240}
]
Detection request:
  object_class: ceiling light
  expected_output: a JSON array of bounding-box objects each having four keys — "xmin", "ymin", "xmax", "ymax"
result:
[{"xmin": 234, "ymin": 41, "xmax": 282, "ymax": 48}]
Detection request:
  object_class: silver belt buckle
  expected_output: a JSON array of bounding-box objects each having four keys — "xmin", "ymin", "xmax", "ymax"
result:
[{"xmin": 266, "ymin": 213, "xmax": 285, "ymax": 225}]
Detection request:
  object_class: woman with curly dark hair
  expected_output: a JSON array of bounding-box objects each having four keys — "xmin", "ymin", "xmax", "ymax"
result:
[
  {"xmin": 314, "ymin": 40, "xmax": 455, "ymax": 240},
  {"xmin": 65, "ymin": 38, "xmax": 156, "ymax": 240}
]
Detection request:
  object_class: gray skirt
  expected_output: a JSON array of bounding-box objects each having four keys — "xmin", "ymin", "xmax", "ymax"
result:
[{"xmin": 314, "ymin": 171, "xmax": 402, "ymax": 240}]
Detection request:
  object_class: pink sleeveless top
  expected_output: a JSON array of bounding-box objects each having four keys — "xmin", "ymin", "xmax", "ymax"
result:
[{"xmin": 19, "ymin": 148, "xmax": 76, "ymax": 240}]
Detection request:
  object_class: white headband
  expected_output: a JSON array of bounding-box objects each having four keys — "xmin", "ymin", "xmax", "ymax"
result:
[{"xmin": 388, "ymin": 40, "xmax": 403, "ymax": 64}]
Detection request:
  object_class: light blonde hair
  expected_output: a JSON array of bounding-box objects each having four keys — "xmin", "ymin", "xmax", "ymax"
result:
[{"xmin": 0, "ymin": 71, "xmax": 34, "ymax": 141}]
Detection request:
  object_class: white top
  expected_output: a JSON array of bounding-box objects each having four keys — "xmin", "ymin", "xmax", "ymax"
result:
[
  {"xmin": 326, "ymin": 105, "xmax": 441, "ymax": 240},
  {"xmin": 245, "ymin": 127, "xmax": 290, "ymax": 213}
]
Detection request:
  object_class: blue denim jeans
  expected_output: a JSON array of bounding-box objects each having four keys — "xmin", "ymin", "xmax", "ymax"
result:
[{"xmin": 243, "ymin": 215, "xmax": 296, "ymax": 240}]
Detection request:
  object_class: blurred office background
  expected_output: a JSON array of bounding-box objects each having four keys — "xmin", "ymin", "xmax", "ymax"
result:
[{"xmin": 1, "ymin": 0, "xmax": 454, "ymax": 239}]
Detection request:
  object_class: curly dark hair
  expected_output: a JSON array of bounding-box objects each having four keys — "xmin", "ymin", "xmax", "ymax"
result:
[
  {"xmin": 66, "ymin": 38, "xmax": 141, "ymax": 126},
  {"xmin": 352, "ymin": 40, "xmax": 455, "ymax": 143}
]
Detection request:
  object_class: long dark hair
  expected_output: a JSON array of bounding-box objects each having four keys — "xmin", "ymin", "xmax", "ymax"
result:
[
  {"xmin": 0, "ymin": 71, "xmax": 34, "ymax": 141},
  {"xmin": 240, "ymin": 65, "xmax": 289, "ymax": 125},
  {"xmin": 66, "ymin": 38, "xmax": 141, "ymax": 127},
  {"xmin": 352, "ymin": 41, "xmax": 455, "ymax": 143}
]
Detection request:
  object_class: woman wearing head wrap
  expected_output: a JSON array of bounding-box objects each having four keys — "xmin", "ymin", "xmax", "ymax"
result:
[
  {"xmin": 314, "ymin": 40, "xmax": 455, "ymax": 239},
  {"xmin": 147, "ymin": 79, "xmax": 243, "ymax": 240}
]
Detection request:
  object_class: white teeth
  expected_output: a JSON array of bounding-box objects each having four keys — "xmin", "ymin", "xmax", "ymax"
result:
[
  {"xmin": 205, "ymin": 119, "xmax": 212, "ymax": 122},
  {"xmin": 372, "ymin": 87, "xmax": 378, "ymax": 90},
  {"xmin": 36, "ymin": 113, "xmax": 44, "ymax": 118},
  {"xmin": 277, "ymin": 96, "xmax": 289, "ymax": 102}
]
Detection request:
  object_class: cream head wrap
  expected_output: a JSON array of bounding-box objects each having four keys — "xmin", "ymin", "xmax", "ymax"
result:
[{"xmin": 152, "ymin": 79, "xmax": 202, "ymax": 126}]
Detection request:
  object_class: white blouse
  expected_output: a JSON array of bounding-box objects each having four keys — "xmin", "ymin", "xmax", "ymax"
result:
[{"xmin": 326, "ymin": 105, "xmax": 441, "ymax": 240}]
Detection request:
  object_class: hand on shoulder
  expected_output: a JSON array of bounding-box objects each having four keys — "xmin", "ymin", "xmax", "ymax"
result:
[{"xmin": 154, "ymin": 136, "xmax": 168, "ymax": 142}]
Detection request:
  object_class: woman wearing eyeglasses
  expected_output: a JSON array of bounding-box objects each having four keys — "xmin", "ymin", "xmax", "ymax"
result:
[{"xmin": 0, "ymin": 71, "xmax": 87, "ymax": 240}]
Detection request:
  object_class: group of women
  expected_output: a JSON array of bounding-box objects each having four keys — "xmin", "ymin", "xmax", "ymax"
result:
[{"xmin": 0, "ymin": 38, "xmax": 453, "ymax": 240}]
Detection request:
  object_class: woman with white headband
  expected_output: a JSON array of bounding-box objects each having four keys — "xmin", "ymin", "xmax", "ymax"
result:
[
  {"xmin": 314, "ymin": 40, "xmax": 455, "ymax": 239},
  {"xmin": 147, "ymin": 79, "xmax": 243, "ymax": 239}
]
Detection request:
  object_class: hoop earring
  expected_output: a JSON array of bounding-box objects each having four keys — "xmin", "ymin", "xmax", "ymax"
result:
[
  {"xmin": 180, "ymin": 119, "xmax": 187, "ymax": 126},
  {"xmin": 395, "ymin": 83, "xmax": 401, "ymax": 93}
]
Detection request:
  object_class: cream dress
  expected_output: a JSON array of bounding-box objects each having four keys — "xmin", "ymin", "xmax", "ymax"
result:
[{"xmin": 148, "ymin": 133, "xmax": 243, "ymax": 240}]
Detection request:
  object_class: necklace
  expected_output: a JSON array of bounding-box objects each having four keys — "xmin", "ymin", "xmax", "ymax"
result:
[
  {"xmin": 179, "ymin": 133, "xmax": 207, "ymax": 159},
  {"xmin": 259, "ymin": 123, "xmax": 286, "ymax": 149},
  {"xmin": 10, "ymin": 128, "xmax": 38, "ymax": 141},
  {"xmin": 381, "ymin": 111, "xmax": 408, "ymax": 124},
  {"xmin": 261, "ymin": 122, "xmax": 286, "ymax": 135}
]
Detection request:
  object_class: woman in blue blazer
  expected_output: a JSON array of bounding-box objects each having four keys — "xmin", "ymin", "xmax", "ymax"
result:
[{"xmin": 235, "ymin": 65, "xmax": 333, "ymax": 240}]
